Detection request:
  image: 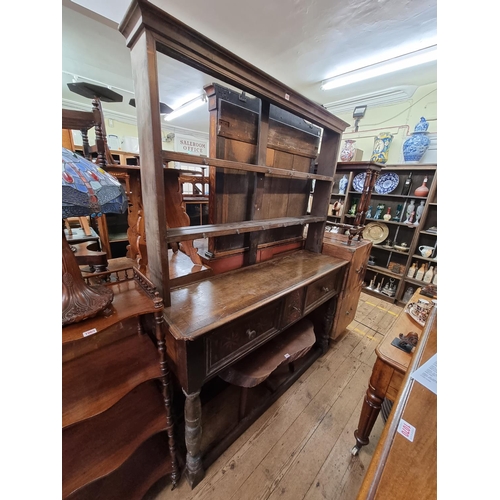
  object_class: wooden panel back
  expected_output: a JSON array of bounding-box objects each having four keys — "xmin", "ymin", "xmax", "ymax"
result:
[{"xmin": 207, "ymin": 83, "xmax": 321, "ymax": 258}]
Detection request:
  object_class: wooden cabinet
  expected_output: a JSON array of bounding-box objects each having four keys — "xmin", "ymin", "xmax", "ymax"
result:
[
  {"xmin": 331, "ymin": 162, "xmax": 437, "ymax": 304},
  {"xmin": 62, "ymin": 268, "xmax": 178, "ymax": 499},
  {"xmin": 322, "ymin": 232, "xmax": 372, "ymax": 340},
  {"xmin": 118, "ymin": 0, "xmax": 349, "ymax": 489}
]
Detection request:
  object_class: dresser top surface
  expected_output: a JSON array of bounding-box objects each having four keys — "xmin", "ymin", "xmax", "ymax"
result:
[{"xmin": 164, "ymin": 250, "xmax": 348, "ymax": 340}]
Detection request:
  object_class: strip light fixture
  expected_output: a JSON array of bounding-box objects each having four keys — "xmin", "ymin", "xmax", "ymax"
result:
[
  {"xmin": 165, "ymin": 94, "xmax": 207, "ymax": 121},
  {"xmin": 320, "ymin": 45, "xmax": 437, "ymax": 91}
]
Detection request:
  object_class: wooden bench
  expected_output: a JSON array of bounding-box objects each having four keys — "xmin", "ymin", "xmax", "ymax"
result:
[{"xmin": 219, "ymin": 318, "xmax": 316, "ymax": 420}]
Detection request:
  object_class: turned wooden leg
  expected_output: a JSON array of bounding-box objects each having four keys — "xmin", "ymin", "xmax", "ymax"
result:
[
  {"xmin": 183, "ymin": 389, "xmax": 205, "ymax": 489},
  {"xmin": 154, "ymin": 311, "xmax": 179, "ymax": 488},
  {"xmin": 352, "ymin": 358, "xmax": 395, "ymax": 454}
]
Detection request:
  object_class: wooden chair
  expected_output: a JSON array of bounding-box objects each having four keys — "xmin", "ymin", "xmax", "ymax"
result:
[{"xmin": 219, "ymin": 318, "xmax": 316, "ymax": 421}]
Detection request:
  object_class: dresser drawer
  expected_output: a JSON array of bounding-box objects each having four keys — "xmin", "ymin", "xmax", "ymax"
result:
[
  {"xmin": 304, "ymin": 270, "xmax": 342, "ymax": 313},
  {"xmin": 206, "ymin": 300, "xmax": 282, "ymax": 376}
]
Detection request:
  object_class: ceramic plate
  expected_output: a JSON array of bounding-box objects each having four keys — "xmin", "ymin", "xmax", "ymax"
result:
[
  {"xmin": 374, "ymin": 172, "xmax": 399, "ymax": 194},
  {"xmin": 352, "ymin": 173, "xmax": 366, "ymax": 192},
  {"xmin": 363, "ymin": 222, "xmax": 389, "ymax": 244},
  {"xmin": 404, "ymin": 302, "xmax": 427, "ymax": 327}
]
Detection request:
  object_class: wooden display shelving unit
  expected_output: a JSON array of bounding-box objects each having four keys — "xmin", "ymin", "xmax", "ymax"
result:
[
  {"xmin": 62, "ymin": 267, "xmax": 179, "ymax": 499},
  {"xmin": 328, "ymin": 162, "xmax": 437, "ymax": 304}
]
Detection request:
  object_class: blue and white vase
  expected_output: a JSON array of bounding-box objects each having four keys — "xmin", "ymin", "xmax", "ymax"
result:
[
  {"xmin": 338, "ymin": 175, "xmax": 348, "ymax": 195},
  {"xmin": 403, "ymin": 117, "xmax": 431, "ymax": 162}
]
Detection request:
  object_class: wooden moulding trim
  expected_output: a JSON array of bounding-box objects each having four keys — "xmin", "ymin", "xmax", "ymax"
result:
[
  {"xmin": 162, "ymin": 150, "xmax": 333, "ymax": 182},
  {"xmin": 118, "ymin": 0, "xmax": 349, "ymax": 134},
  {"xmin": 165, "ymin": 216, "xmax": 326, "ymax": 243}
]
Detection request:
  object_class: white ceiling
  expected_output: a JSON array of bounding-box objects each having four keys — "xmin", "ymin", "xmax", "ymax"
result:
[{"xmin": 62, "ymin": 0, "xmax": 437, "ymax": 133}]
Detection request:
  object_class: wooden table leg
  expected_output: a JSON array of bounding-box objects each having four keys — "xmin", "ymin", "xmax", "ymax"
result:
[
  {"xmin": 352, "ymin": 357, "xmax": 396, "ymax": 455},
  {"xmin": 183, "ymin": 389, "xmax": 205, "ymax": 488}
]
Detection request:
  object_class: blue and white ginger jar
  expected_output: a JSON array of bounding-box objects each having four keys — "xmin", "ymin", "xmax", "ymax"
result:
[{"xmin": 403, "ymin": 117, "xmax": 430, "ymax": 162}]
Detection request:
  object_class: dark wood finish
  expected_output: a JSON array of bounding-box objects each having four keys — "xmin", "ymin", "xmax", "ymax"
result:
[
  {"xmin": 62, "ymin": 268, "xmax": 179, "ymax": 499},
  {"xmin": 337, "ymin": 163, "xmax": 437, "ymax": 304},
  {"xmin": 219, "ymin": 318, "xmax": 315, "ymax": 388},
  {"xmin": 119, "ymin": 0, "xmax": 349, "ymax": 134},
  {"xmin": 357, "ymin": 308, "xmax": 437, "ymax": 500},
  {"xmin": 117, "ymin": 1, "xmax": 349, "ymax": 489},
  {"xmin": 352, "ymin": 288, "xmax": 430, "ymax": 454},
  {"xmin": 161, "ymin": 150, "xmax": 333, "ymax": 182},
  {"xmin": 164, "ymin": 251, "xmax": 347, "ymax": 486},
  {"xmin": 67, "ymin": 432, "xmax": 176, "ymax": 500},
  {"xmin": 322, "ymin": 232, "xmax": 372, "ymax": 339}
]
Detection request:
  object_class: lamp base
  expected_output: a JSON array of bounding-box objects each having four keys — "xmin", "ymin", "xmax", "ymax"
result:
[{"xmin": 62, "ymin": 230, "xmax": 114, "ymax": 327}]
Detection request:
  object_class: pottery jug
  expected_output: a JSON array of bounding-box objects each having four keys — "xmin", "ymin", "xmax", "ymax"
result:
[
  {"xmin": 370, "ymin": 132, "xmax": 393, "ymax": 164},
  {"xmin": 340, "ymin": 140, "xmax": 356, "ymax": 162},
  {"xmin": 419, "ymin": 245, "xmax": 433, "ymax": 258},
  {"xmin": 403, "ymin": 117, "xmax": 430, "ymax": 162}
]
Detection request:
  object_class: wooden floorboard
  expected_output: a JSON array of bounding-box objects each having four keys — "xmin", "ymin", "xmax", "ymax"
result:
[{"xmin": 145, "ymin": 294, "xmax": 403, "ymax": 500}]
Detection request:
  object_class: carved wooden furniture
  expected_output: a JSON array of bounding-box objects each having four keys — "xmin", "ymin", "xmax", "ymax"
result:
[
  {"xmin": 118, "ymin": 0, "xmax": 350, "ymax": 488},
  {"xmin": 357, "ymin": 307, "xmax": 437, "ymax": 500},
  {"xmin": 351, "ymin": 287, "xmax": 430, "ymax": 455},
  {"xmin": 322, "ymin": 232, "xmax": 372, "ymax": 340},
  {"xmin": 62, "ymin": 267, "xmax": 179, "ymax": 499},
  {"xmin": 327, "ymin": 162, "xmax": 384, "ymax": 245}
]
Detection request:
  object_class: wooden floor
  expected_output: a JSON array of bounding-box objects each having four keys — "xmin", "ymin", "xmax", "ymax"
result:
[{"xmin": 146, "ymin": 292, "xmax": 403, "ymax": 500}]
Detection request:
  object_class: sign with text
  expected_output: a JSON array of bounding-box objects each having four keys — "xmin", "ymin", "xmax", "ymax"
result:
[{"xmin": 174, "ymin": 134, "xmax": 209, "ymax": 157}]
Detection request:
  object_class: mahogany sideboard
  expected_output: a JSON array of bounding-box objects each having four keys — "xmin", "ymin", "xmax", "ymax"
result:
[
  {"xmin": 62, "ymin": 267, "xmax": 178, "ymax": 499},
  {"xmin": 357, "ymin": 307, "xmax": 437, "ymax": 499},
  {"xmin": 351, "ymin": 287, "xmax": 430, "ymax": 455},
  {"xmin": 163, "ymin": 250, "xmax": 348, "ymax": 488}
]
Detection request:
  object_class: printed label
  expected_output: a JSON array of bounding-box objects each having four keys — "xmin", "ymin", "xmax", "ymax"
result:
[
  {"xmin": 397, "ymin": 418, "xmax": 416, "ymax": 442},
  {"xmin": 82, "ymin": 328, "xmax": 98, "ymax": 337}
]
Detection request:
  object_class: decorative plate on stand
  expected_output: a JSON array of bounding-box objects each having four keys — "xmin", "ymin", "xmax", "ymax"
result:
[
  {"xmin": 362, "ymin": 222, "xmax": 389, "ymax": 244},
  {"xmin": 374, "ymin": 172, "xmax": 399, "ymax": 194},
  {"xmin": 352, "ymin": 173, "xmax": 366, "ymax": 192}
]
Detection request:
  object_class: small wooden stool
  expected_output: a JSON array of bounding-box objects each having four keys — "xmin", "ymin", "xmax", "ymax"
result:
[{"xmin": 219, "ymin": 318, "xmax": 316, "ymax": 420}]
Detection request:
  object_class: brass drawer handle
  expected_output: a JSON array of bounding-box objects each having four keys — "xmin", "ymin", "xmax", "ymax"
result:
[
  {"xmin": 246, "ymin": 329, "xmax": 256, "ymax": 339},
  {"xmin": 322, "ymin": 286, "xmax": 330, "ymax": 292}
]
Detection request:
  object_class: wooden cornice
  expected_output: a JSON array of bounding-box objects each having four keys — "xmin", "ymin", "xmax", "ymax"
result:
[{"xmin": 118, "ymin": 0, "xmax": 349, "ymax": 135}]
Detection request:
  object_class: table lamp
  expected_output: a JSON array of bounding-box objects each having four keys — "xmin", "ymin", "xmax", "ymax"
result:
[{"xmin": 62, "ymin": 147, "xmax": 128, "ymax": 326}]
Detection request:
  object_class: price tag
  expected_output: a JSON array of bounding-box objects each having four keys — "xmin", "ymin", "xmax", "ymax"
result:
[
  {"xmin": 82, "ymin": 328, "xmax": 98, "ymax": 337},
  {"xmin": 397, "ymin": 418, "xmax": 416, "ymax": 442},
  {"xmin": 284, "ymin": 353, "xmax": 290, "ymax": 359}
]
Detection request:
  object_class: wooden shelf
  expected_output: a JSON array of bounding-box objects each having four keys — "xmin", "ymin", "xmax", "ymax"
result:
[
  {"xmin": 347, "ymin": 191, "xmax": 429, "ymax": 201},
  {"xmin": 62, "ymin": 332, "xmax": 160, "ymax": 428},
  {"xmin": 66, "ymin": 432, "xmax": 176, "ymax": 500},
  {"xmin": 165, "ymin": 215, "xmax": 325, "ymax": 243},
  {"xmin": 361, "ymin": 287, "xmax": 397, "ymax": 302},
  {"xmin": 366, "ymin": 265, "xmax": 405, "ymax": 279},
  {"xmin": 372, "ymin": 245, "xmax": 412, "ymax": 255},
  {"xmin": 62, "ymin": 280, "xmax": 159, "ymax": 345},
  {"xmin": 411, "ymin": 254, "xmax": 437, "ymax": 262},
  {"xmin": 62, "ymin": 381, "xmax": 167, "ymax": 498},
  {"xmin": 419, "ymin": 230, "xmax": 437, "ymax": 236},
  {"xmin": 162, "ymin": 150, "xmax": 334, "ymax": 182}
]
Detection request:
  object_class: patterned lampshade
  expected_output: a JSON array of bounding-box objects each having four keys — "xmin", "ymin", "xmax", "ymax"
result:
[{"xmin": 62, "ymin": 147, "xmax": 128, "ymax": 218}]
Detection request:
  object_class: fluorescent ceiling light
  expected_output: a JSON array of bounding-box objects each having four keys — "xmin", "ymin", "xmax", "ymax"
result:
[
  {"xmin": 165, "ymin": 94, "xmax": 207, "ymax": 121},
  {"xmin": 321, "ymin": 45, "xmax": 437, "ymax": 91}
]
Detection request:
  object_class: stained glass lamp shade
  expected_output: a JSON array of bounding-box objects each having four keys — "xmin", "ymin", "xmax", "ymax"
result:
[{"xmin": 62, "ymin": 147, "xmax": 128, "ymax": 326}]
